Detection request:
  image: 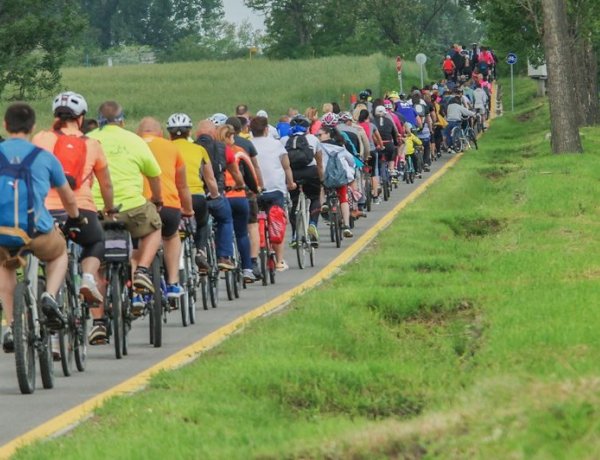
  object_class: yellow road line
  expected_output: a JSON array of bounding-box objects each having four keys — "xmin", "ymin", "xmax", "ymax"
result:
[{"xmin": 0, "ymin": 153, "xmax": 464, "ymax": 459}]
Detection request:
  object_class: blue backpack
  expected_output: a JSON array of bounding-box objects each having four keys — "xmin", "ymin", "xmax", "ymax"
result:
[
  {"xmin": 323, "ymin": 150, "xmax": 348, "ymax": 188},
  {"xmin": 0, "ymin": 145, "xmax": 43, "ymax": 247}
]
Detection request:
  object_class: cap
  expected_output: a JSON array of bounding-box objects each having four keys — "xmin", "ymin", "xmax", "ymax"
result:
[
  {"xmin": 374, "ymin": 106, "xmax": 386, "ymax": 116},
  {"xmin": 388, "ymin": 91, "xmax": 400, "ymax": 99},
  {"xmin": 256, "ymin": 110, "xmax": 268, "ymax": 118}
]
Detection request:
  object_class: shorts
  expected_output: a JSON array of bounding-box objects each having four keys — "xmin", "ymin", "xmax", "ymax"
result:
[
  {"xmin": 115, "ymin": 201, "xmax": 162, "ymax": 240},
  {"xmin": 382, "ymin": 144, "xmax": 396, "ymax": 162},
  {"xmin": 159, "ymin": 207, "xmax": 182, "ymax": 239},
  {"xmin": 51, "ymin": 209, "xmax": 105, "ymax": 261},
  {"xmin": 247, "ymin": 195, "xmax": 258, "ymax": 224},
  {"xmin": 0, "ymin": 227, "xmax": 66, "ymax": 269}
]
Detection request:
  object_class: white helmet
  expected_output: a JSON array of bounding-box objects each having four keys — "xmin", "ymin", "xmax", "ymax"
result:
[
  {"xmin": 166, "ymin": 113, "xmax": 192, "ymax": 130},
  {"xmin": 374, "ymin": 105, "xmax": 387, "ymax": 116},
  {"xmin": 52, "ymin": 91, "xmax": 88, "ymax": 116},
  {"xmin": 209, "ymin": 113, "xmax": 228, "ymax": 126}
]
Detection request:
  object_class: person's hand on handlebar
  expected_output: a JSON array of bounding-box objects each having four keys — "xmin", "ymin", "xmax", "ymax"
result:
[{"xmin": 63, "ymin": 214, "xmax": 88, "ymax": 239}]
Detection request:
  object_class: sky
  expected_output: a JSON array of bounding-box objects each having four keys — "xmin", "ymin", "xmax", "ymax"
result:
[{"xmin": 222, "ymin": 0, "xmax": 265, "ymax": 29}]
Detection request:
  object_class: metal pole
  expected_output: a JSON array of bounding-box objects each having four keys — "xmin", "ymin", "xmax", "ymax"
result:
[
  {"xmin": 420, "ymin": 64, "xmax": 424, "ymax": 88},
  {"xmin": 398, "ymin": 71, "xmax": 403, "ymax": 94},
  {"xmin": 510, "ymin": 63, "xmax": 514, "ymax": 111}
]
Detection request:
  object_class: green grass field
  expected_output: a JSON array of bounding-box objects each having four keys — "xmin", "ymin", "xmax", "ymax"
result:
[
  {"xmin": 14, "ymin": 65, "xmax": 600, "ymax": 459},
  {"xmin": 19, "ymin": 54, "xmax": 410, "ymax": 134}
]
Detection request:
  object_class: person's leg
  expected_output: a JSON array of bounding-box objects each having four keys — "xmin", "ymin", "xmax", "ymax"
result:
[
  {"xmin": 163, "ymin": 235, "xmax": 181, "ymax": 284},
  {"xmin": 229, "ymin": 198, "xmax": 252, "ymax": 270},
  {"xmin": 0, "ymin": 265, "xmax": 17, "ymax": 324},
  {"xmin": 208, "ymin": 197, "xmax": 234, "ymax": 267},
  {"xmin": 337, "ymin": 185, "xmax": 350, "ymax": 227},
  {"xmin": 288, "ymin": 187, "xmax": 300, "ymax": 237},
  {"xmin": 192, "ymin": 195, "xmax": 209, "ymax": 251}
]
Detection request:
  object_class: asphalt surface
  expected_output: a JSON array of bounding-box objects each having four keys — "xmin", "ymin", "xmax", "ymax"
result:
[{"xmin": 0, "ymin": 154, "xmax": 452, "ymax": 446}]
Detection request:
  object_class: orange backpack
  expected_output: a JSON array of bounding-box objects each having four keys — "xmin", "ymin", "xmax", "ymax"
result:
[{"xmin": 53, "ymin": 130, "xmax": 88, "ymax": 190}]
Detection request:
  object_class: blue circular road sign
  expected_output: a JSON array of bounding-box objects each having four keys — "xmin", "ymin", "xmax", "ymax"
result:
[{"xmin": 506, "ymin": 53, "xmax": 518, "ymax": 65}]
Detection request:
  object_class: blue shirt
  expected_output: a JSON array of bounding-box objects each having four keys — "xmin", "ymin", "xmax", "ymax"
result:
[
  {"xmin": 395, "ymin": 102, "xmax": 418, "ymax": 126},
  {"xmin": 0, "ymin": 138, "xmax": 67, "ymax": 233}
]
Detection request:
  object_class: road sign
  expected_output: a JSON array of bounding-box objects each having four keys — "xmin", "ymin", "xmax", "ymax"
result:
[
  {"xmin": 396, "ymin": 56, "xmax": 403, "ymax": 72},
  {"xmin": 506, "ymin": 52, "xmax": 517, "ymax": 65},
  {"xmin": 415, "ymin": 53, "xmax": 427, "ymax": 65}
]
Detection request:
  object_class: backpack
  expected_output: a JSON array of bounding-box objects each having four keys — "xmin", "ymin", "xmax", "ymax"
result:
[
  {"xmin": 478, "ymin": 61, "xmax": 489, "ymax": 73},
  {"xmin": 53, "ymin": 130, "xmax": 87, "ymax": 190},
  {"xmin": 285, "ymin": 134, "xmax": 314, "ymax": 169},
  {"xmin": 267, "ymin": 205, "xmax": 287, "ymax": 244},
  {"xmin": 0, "ymin": 145, "xmax": 43, "ymax": 247},
  {"xmin": 323, "ymin": 149, "xmax": 348, "ymax": 188}
]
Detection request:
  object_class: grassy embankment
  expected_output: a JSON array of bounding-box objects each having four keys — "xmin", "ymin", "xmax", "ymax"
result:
[
  {"xmin": 16, "ymin": 71, "xmax": 600, "ymax": 459},
  {"xmin": 22, "ymin": 53, "xmax": 420, "ymax": 132}
]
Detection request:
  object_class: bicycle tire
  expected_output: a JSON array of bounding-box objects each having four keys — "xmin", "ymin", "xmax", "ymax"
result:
[
  {"xmin": 260, "ymin": 248, "xmax": 268, "ymax": 286},
  {"xmin": 295, "ymin": 212, "xmax": 306, "ymax": 269},
  {"xmin": 110, "ymin": 267, "xmax": 123, "ymax": 359},
  {"xmin": 225, "ymin": 270, "xmax": 234, "ymax": 301},
  {"xmin": 332, "ymin": 211, "xmax": 341, "ymax": 248},
  {"xmin": 268, "ymin": 253, "xmax": 276, "ymax": 284},
  {"xmin": 365, "ymin": 177, "xmax": 372, "ymax": 212},
  {"xmin": 451, "ymin": 127, "xmax": 462, "ymax": 152},
  {"xmin": 383, "ymin": 180, "xmax": 390, "ymax": 201},
  {"xmin": 37, "ymin": 278, "xmax": 54, "ymax": 390},
  {"xmin": 309, "ymin": 245, "xmax": 315, "ymax": 267},
  {"xmin": 209, "ymin": 269, "xmax": 219, "ymax": 309},
  {"xmin": 151, "ymin": 257, "xmax": 163, "ymax": 347},
  {"xmin": 467, "ymin": 128, "xmax": 478, "ymax": 150},
  {"xmin": 179, "ymin": 268, "xmax": 189, "ymax": 327},
  {"xmin": 74, "ymin": 302, "xmax": 88, "ymax": 372},
  {"xmin": 200, "ymin": 275, "xmax": 209, "ymax": 310},
  {"xmin": 121, "ymin": 280, "xmax": 130, "ymax": 357},
  {"xmin": 59, "ymin": 285, "xmax": 76, "ymax": 376},
  {"xmin": 13, "ymin": 282, "xmax": 36, "ymax": 394}
]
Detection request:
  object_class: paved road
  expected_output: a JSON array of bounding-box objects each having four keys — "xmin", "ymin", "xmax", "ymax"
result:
[{"xmin": 0, "ymin": 155, "xmax": 452, "ymax": 446}]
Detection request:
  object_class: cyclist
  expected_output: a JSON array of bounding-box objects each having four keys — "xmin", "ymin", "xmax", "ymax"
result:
[
  {"xmin": 32, "ymin": 91, "xmax": 114, "ymax": 306},
  {"xmin": 318, "ymin": 126, "xmax": 356, "ymax": 238},
  {"xmin": 404, "ymin": 123, "xmax": 424, "ymax": 178},
  {"xmin": 445, "ymin": 95, "xmax": 475, "ymax": 152},
  {"xmin": 250, "ymin": 116, "xmax": 296, "ymax": 272},
  {"xmin": 280, "ymin": 115, "xmax": 323, "ymax": 248},
  {"xmin": 166, "ymin": 113, "xmax": 220, "ymax": 273},
  {"xmin": 88, "ymin": 100, "xmax": 163, "ymax": 341},
  {"xmin": 256, "ymin": 110, "xmax": 279, "ymax": 139},
  {"xmin": 196, "ymin": 118, "xmax": 245, "ymax": 270},
  {"xmin": 216, "ymin": 124, "xmax": 259, "ymax": 282},
  {"xmin": 473, "ymin": 82, "xmax": 489, "ymax": 129},
  {"xmin": 373, "ymin": 105, "xmax": 399, "ymax": 187},
  {"xmin": 356, "ymin": 108, "xmax": 383, "ymax": 203},
  {"xmin": 442, "ymin": 55, "xmax": 455, "ymax": 81},
  {"xmin": 137, "ymin": 117, "xmax": 194, "ymax": 298},
  {"xmin": 0, "ymin": 103, "xmax": 84, "ymax": 351}
]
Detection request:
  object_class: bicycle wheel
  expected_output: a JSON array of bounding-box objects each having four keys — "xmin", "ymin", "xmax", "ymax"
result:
[
  {"xmin": 268, "ymin": 252, "xmax": 276, "ymax": 284},
  {"xmin": 332, "ymin": 211, "xmax": 341, "ymax": 248},
  {"xmin": 109, "ymin": 267, "xmax": 124, "ymax": 359},
  {"xmin": 209, "ymin": 269, "xmax": 219, "ymax": 308},
  {"xmin": 451, "ymin": 127, "xmax": 462, "ymax": 152},
  {"xmin": 13, "ymin": 283, "xmax": 36, "ymax": 394},
  {"xmin": 200, "ymin": 275, "xmax": 209, "ymax": 310},
  {"xmin": 364, "ymin": 176, "xmax": 372, "ymax": 212},
  {"xmin": 121, "ymin": 280, "xmax": 130, "ymax": 357},
  {"xmin": 179, "ymin": 268, "xmax": 189, "ymax": 327},
  {"xmin": 58, "ymin": 287, "xmax": 75, "ymax": 377},
  {"xmin": 259, "ymin": 248, "xmax": 268, "ymax": 286},
  {"xmin": 309, "ymin": 244, "xmax": 315, "ymax": 267},
  {"xmin": 151, "ymin": 257, "xmax": 163, "ymax": 348},
  {"xmin": 467, "ymin": 128, "xmax": 478, "ymax": 150},
  {"xmin": 37, "ymin": 278, "xmax": 54, "ymax": 390},
  {"xmin": 74, "ymin": 302, "xmax": 88, "ymax": 372},
  {"xmin": 224, "ymin": 270, "xmax": 234, "ymax": 301},
  {"xmin": 295, "ymin": 212, "xmax": 306, "ymax": 269}
]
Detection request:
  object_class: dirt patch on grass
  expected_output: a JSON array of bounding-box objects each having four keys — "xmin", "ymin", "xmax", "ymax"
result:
[
  {"xmin": 412, "ymin": 260, "xmax": 455, "ymax": 273},
  {"xmin": 442, "ymin": 217, "xmax": 507, "ymax": 239},
  {"xmin": 479, "ymin": 164, "xmax": 520, "ymax": 181}
]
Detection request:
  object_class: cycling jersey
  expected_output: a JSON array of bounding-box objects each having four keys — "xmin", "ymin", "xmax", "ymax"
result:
[
  {"xmin": 141, "ymin": 135, "xmax": 184, "ymax": 209},
  {"xmin": 225, "ymin": 146, "xmax": 258, "ymax": 198},
  {"xmin": 395, "ymin": 102, "xmax": 418, "ymax": 127},
  {"xmin": 89, "ymin": 125, "xmax": 161, "ymax": 212},
  {"xmin": 173, "ymin": 138, "xmax": 211, "ymax": 195},
  {"xmin": 405, "ymin": 133, "xmax": 423, "ymax": 155}
]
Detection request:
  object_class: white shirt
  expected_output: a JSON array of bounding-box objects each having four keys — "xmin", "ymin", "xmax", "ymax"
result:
[
  {"xmin": 473, "ymin": 88, "xmax": 488, "ymax": 110},
  {"xmin": 251, "ymin": 136, "xmax": 288, "ymax": 194},
  {"xmin": 268, "ymin": 124, "xmax": 279, "ymax": 139},
  {"xmin": 280, "ymin": 133, "xmax": 321, "ymax": 167}
]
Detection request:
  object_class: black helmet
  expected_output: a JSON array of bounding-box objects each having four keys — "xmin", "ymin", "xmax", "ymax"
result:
[{"xmin": 290, "ymin": 115, "xmax": 310, "ymax": 128}]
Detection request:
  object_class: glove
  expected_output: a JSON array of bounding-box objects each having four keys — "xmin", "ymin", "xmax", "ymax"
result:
[{"xmin": 64, "ymin": 215, "xmax": 88, "ymax": 239}]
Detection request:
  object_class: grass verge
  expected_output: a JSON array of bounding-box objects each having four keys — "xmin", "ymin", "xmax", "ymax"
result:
[{"xmin": 16, "ymin": 78, "xmax": 600, "ymax": 459}]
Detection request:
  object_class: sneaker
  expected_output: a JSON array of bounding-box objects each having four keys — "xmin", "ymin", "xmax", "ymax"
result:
[
  {"xmin": 88, "ymin": 322, "xmax": 107, "ymax": 345},
  {"xmin": 373, "ymin": 196, "xmax": 382, "ymax": 205},
  {"xmin": 321, "ymin": 204, "xmax": 329, "ymax": 214},
  {"xmin": 351, "ymin": 209, "xmax": 366, "ymax": 219},
  {"xmin": 195, "ymin": 250, "xmax": 209, "ymax": 273},
  {"xmin": 423, "ymin": 166, "xmax": 431, "ymax": 172},
  {"xmin": 79, "ymin": 274, "xmax": 103, "ymax": 305},
  {"xmin": 243, "ymin": 269, "xmax": 256, "ymax": 283},
  {"xmin": 166, "ymin": 283, "xmax": 184, "ymax": 299},
  {"xmin": 418, "ymin": 173, "xmax": 423, "ymax": 179},
  {"xmin": 133, "ymin": 267, "xmax": 154, "ymax": 293},
  {"xmin": 276, "ymin": 260, "xmax": 289, "ymax": 272},
  {"xmin": 289, "ymin": 239, "xmax": 298, "ymax": 249},
  {"xmin": 218, "ymin": 257, "xmax": 235, "ymax": 271},
  {"xmin": 51, "ymin": 334, "xmax": 61, "ymax": 361},
  {"xmin": 252, "ymin": 262, "xmax": 262, "ymax": 280},
  {"xmin": 131, "ymin": 294, "xmax": 145, "ymax": 317},
  {"xmin": 343, "ymin": 227, "xmax": 354, "ymax": 238},
  {"xmin": 308, "ymin": 224, "xmax": 319, "ymax": 248},
  {"xmin": 3, "ymin": 326, "xmax": 14, "ymax": 353},
  {"xmin": 41, "ymin": 292, "xmax": 66, "ymax": 331}
]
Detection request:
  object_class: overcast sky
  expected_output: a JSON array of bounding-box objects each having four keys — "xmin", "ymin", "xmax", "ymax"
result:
[{"xmin": 222, "ymin": 0, "xmax": 265, "ymax": 29}]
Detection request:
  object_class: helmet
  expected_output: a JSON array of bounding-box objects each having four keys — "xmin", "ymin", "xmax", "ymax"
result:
[
  {"xmin": 209, "ymin": 113, "xmax": 228, "ymax": 126},
  {"xmin": 358, "ymin": 90, "xmax": 369, "ymax": 100},
  {"xmin": 321, "ymin": 112, "xmax": 338, "ymax": 127},
  {"xmin": 166, "ymin": 113, "xmax": 192, "ymax": 130},
  {"xmin": 399, "ymin": 93, "xmax": 407, "ymax": 101},
  {"xmin": 290, "ymin": 115, "xmax": 310, "ymax": 128},
  {"xmin": 374, "ymin": 105, "xmax": 387, "ymax": 116},
  {"xmin": 338, "ymin": 112, "xmax": 352, "ymax": 122},
  {"xmin": 256, "ymin": 109, "xmax": 268, "ymax": 118},
  {"xmin": 414, "ymin": 104, "xmax": 425, "ymax": 116},
  {"xmin": 405, "ymin": 122, "xmax": 413, "ymax": 132},
  {"xmin": 388, "ymin": 91, "xmax": 400, "ymax": 100},
  {"xmin": 384, "ymin": 99, "xmax": 393, "ymax": 110},
  {"xmin": 52, "ymin": 91, "xmax": 88, "ymax": 117}
]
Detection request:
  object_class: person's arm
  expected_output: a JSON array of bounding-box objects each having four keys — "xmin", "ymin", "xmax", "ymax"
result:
[
  {"xmin": 175, "ymin": 165, "xmax": 194, "ymax": 216},
  {"xmin": 280, "ymin": 154, "xmax": 296, "ymax": 190},
  {"xmin": 201, "ymin": 162, "xmax": 220, "ymax": 198},
  {"xmin": 239, "ymin": 158, "xmax": 259, "ymax": 194},
  {"xmin": 373, "ymin": 128, "xmax": 384, "ymax": 150},
  {"xmin": 226, "ymin": 162, "xmax": 245, "ymax": 189},
  {"xmin": 55, "ymin": 183, "xmax": 80, "ymax": 219},
  {"xmin": 250, "ymin": 156, "xmax": 264, "ymax": 189},
  {"xmin": 95, "ymin": 166, "xmax": 114, "ymax": 212},
  {"xmin": 315, "ymin": 149, "xmax": 324, "ymax": 181},
  {"xmin": 147, "ymin": 176, "xmax": 162, "ymax": 205}
]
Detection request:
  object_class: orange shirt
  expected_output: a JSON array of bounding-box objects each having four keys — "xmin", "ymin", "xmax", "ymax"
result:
[
  {"xmin": 142, "ymin": 135, "xmax": 184, "ymax": 209},
  {"xmin": 36, "ymin": 131, "xmax": 108, "ymax": 212},
  {"xmin": 225, "ymin": 145, "xmax": 256, "ymax": 198}
]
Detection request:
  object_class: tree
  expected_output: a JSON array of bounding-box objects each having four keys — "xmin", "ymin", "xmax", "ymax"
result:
[
  {"xmin": 542, "ymin": 0, "xmax": 583, "ymax": 153},
  {"xmin": 0, "ymin": 0, "xmax": 85, "ymax": 99}
]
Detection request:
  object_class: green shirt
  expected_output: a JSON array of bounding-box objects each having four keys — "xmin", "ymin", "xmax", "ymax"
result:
[{"xmin": 89, "ymin": 125, "xmax": 161, "ymax": 211}]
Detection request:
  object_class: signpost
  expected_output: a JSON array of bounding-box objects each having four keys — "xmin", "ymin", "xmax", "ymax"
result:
[
  {"xmin": 415, "ymin": 53, "xmax": 427, "ymax": 88},
  {"xmin": 396, "ymin": 56, "xmax": 403, "ymax": 93},
  {"xmin": 506, "ymin": 52, "xmax": 517, "ymax": 112}
]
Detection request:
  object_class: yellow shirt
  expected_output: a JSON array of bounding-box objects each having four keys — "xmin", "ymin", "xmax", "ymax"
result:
[
  {"xmin": 172, "ymin": 138, "xmax": 210, "ymax": 195},
  {"xmin": 405, "ymin": 133, "xmax": 422, "ymax": 155}
]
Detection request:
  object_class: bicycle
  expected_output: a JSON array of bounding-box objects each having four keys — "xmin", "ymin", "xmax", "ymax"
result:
[
  {"xmin": 101, "ymin": 220, "xmax": 133, "ymax": 359},
  {"xmin": 200, "ymin": 215, "xmax": 219, "ymax": 309},
  {"xmin": 363, "ymin": 163, "xmax": 373, "ymax": 212},
  {"xmin": 229, "ymin": 237, "xmax": 243, "ymax": 298},
  {"xmin": 257, "ymin": 197, "xmax": 278, "ymax": 285},
  {"xmin": 404, "ymin": 154, "xmax": 416, "ymax": 184},
  {"xmin": 178, "ymin": 218, "xmax": 198, "ymax": 325},
  {"xmin": 146, "ymin": 249, "xmax": 164, "ymax": 348},
  {"xmin": 324, "ymin": 187, "xmax": 343, "ymax": 248},
  {"xmin": 293, "ymin": 181, "xmax": 316, "ymax": 269},
  {"xmin": 12, "ymin": 254, "xmax": 55, "ymax": 394}
]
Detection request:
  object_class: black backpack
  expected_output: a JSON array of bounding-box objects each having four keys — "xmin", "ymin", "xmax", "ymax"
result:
[{"xmin": 285, "ymin": 134, "xmax": 314, "ymax": 169}]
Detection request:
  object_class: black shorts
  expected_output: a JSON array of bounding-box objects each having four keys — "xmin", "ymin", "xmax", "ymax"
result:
[
  {"xmin": 50, "ymin": 208, "xmax": 104, "ymax": 260},
  {"xmin": 247, "ymin": 195, "xmax": 258, "ymax": 224},
  {"xmin": 159, "ymin": 207, "xmax": 182, "ymax": 239},
  {"xmin": 382, "ymin": 144, "xmax": 396, "ymax": 162}
]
